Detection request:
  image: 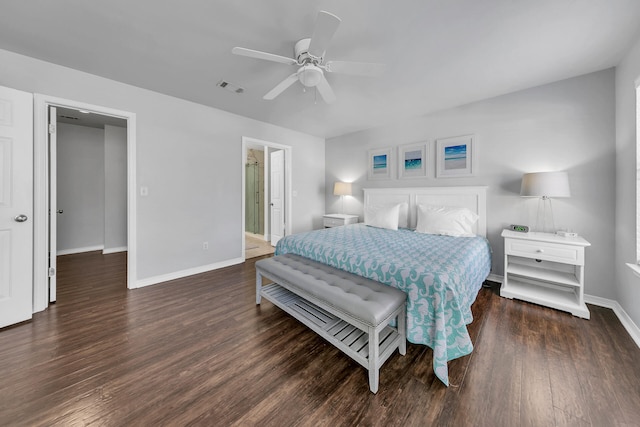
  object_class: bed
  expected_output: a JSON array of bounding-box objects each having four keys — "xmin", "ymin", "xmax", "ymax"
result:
[{"xmin": 274, "ymin": 186, "xmax": 492, "ymax": 386}]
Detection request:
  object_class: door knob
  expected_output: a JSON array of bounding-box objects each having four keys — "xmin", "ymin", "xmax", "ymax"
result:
[
  {"xmin": 14, "ymin": 214, "xmax": 28, "ymax": 222},
  {"xmin": 57, "ymin": 210, "xmax": 63, "ymax": 214}
]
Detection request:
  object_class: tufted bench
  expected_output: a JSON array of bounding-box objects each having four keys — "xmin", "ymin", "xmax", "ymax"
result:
[{"xmin": 255, "ymin": 254, "xmax": 406, "ymax": 393}]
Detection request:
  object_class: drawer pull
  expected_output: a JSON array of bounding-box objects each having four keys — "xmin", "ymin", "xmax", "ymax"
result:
[{"xmin": 536, "ymin": 249, "xmax": 544, "ymax": 253}]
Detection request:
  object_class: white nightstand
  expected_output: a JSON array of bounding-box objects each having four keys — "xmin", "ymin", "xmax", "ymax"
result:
[
  {"xmin": 323, "ymin": 214, "xmax": 359, "ymax": 228},
  {"xmin": 500, "ymin": 229, "xmax": 591, "ymax": 319}
]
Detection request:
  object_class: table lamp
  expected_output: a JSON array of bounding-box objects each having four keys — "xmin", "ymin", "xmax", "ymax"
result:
[
  {"xmin": 520, "ymin": 171, "xmax": 570, "ymax": 233},
  {"xmin": 333, "ymin": 182, "xmax": 352, "ymax": 214}
]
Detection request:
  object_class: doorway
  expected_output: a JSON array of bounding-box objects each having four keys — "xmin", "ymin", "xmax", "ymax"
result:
[
  {"xmin": 245, "ymin": 148, "xmax": 273, "ymax": 259},
  {"xmin": 54, "ymin": 108, "xmax": 128, "ymax": 301},
  {"xmin": 245, "ymin": 148, "xmax": 265, "ymax": 236},
  {"xmin": 241, "ymin": 137, "xmax": 292, "ymax": 260},
  {"xmin": 33, "ymin": 95, "xmax": 136, "ymax": 312}
]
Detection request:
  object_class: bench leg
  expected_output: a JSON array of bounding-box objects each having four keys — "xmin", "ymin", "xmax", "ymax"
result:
[
  {"xmin": 398, "ymin": 305, "xmax": 407, "ymax": 356},
  {"xmin": 256, "ymin": 270, "xmax": 262, "ymax": 305},
  {"xmin": 368, "ymin": 325, "xmax": 379, "ymax": 393}
]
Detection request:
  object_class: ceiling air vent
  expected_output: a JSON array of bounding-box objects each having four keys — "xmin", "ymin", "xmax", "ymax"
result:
[{"xmin": 217, "ymin": 80, "xmax": 244, "ymax": 94}]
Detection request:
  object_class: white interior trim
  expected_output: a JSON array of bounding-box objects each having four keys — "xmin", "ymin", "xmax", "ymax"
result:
[
  {"xmin": 241, "ymin": 136, "xmax": 293, "ymax": 261},
  {"xmin": 626, "ymin": 262, "xmax": 640, "ymax": 278},
  {"xmin": 57, "ymin": 245, "xmax": 104, "ymax": 256},
  {"xmin": 487, "ymin": 273, "xmax": 503, "ymax": 283},
  {"xmin": 103, "ymin": 246, "xmax": 128, "ymax": 255},
  {"xmin": 490, "ymin": 274, "xmax": 640, "ymax": 349},
  {"xmin": 584, "ymin": 294, "xmax": 640, "ymax": 349},
  {"xmin": 135, "ymin": 257, "xmax": 244, "ymax": 289},
  {"xmin": 33, "ymin": 94, "xmax": 136, "ymax": 311}
]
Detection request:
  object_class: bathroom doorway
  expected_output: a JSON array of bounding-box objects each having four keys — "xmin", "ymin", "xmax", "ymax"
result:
[
  {"xmin": 245, "ymin": 149, "xmax": 265, "ymax": 236},
  {"xmin": 245, "ymin": 148, "xmax": 274, "ymax": 258},
  {"xmin": 241, "ymin": 137, "xmax": 292, "ymax": 260}
]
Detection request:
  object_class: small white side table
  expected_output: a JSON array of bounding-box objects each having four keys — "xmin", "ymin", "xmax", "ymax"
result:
[
  {"xmin": 500, "ymin": 229, "xmax": 591, "ymax": 319},
  {"xmin": 323, "ymin": 214, "xmax": 359, "ymax": 228}
]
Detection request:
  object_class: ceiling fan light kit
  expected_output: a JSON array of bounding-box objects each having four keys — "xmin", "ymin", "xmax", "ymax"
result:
[
  {"xmin": 298, "ymin": 64, "xmax": 323, "ymax": 87},
  {"xmin": 232, "ymin": 10, "xmax": 385, "ymax": 104}
]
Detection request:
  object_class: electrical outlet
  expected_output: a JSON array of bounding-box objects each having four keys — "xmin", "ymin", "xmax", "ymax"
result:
[{"xmin": 203, "ymin": 242, "xmax": 209, "ymax": 250}]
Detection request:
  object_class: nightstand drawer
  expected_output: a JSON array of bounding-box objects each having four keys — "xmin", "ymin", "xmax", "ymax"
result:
[
  {"xmin": 324, "ymin": 217, "xmax": 345, "ymax": 227},
  {"xmin": 505, "ymin": 239, "xmax": 583, "ymax": 265},
  {"xmin": 323, "ymin": 214, "xmax": 358, "ymax": 228}
]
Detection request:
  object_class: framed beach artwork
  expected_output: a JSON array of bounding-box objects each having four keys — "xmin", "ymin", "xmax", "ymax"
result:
[
  {"xmin": 367, "ymin": 147, "xmax": 393, "ymax": 180},
  {"xmin": 436, "ymin": 135, "xmax": 474, "ymax": 178},
  {"xmin": 398, "ymin": 142, "xmax": 427, "ymax": 179}
]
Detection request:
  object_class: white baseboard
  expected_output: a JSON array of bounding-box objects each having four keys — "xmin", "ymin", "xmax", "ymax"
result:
[
  {"xmin": 584, "ymin": 294, "xmax": 640, "ymax": 349},
  {"xmin": 487, "ymin": 273, "xmax": 503, "ymax": 283},
  {"xmin": 489, "ymin": 274, "xmax": 640, "ymax": 349},
  {"xmin": 57, "ymin": 245, "xmax": 104, "ymax": 256},
  {"xmin": 134, "ymin": 257, "xmax": 245, "ymax": 289},
  {"xmin": 103, "ymin": 246, "xmax": 127, "ymax": 254}
]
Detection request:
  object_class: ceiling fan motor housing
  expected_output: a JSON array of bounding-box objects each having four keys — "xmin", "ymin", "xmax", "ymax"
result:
[
  {"xmin": 294, "ymin": 38, "xmax": 325, "ymax": 87},
  {"xmin": 294, "ymin": 38, "xmax": 323, "ymax": 64}
]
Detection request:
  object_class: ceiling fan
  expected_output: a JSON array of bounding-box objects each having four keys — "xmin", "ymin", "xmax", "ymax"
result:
[{"xmin": 232, "ymin": 10, "xmax": 385, "ymax": 104}]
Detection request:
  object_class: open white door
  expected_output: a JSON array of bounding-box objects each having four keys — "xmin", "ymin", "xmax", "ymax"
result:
[
  {"xmin": 0, "ymin": 85, "xmax": 34, "ymax": 328},
  {"xmin": 270, "ymin": 149, "xmax": 285, "ymax": 246},
  {"xmin": 48, "ymin": 107, "xmax": 57, "ymax": 302}
]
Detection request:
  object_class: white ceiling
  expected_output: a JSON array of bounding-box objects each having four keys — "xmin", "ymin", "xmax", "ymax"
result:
[
  {"xmin": 57, "ymin": 107, "xmax": 127, "ymax": 129},
  {"xmin": 1, "ymin": 0, "xmax": 639, "ymax": 138}
]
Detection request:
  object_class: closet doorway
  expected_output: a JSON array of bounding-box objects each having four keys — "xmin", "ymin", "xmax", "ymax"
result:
[
  {"xmin": 54, "ymin": 107, "xmax": 128, "ymax": 302},
  {"xmin": 33, "ymin": 94, "xmax": 136, "ymax": 311}
]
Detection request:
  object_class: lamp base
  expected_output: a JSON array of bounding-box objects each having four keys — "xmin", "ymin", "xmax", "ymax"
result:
[{"xmin": 535, "ymin": 196, "xmax": 556, "ymax": 233}]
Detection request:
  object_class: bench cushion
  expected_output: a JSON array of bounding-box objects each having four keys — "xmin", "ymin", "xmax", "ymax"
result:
[{"xmin": 256, "ymin": 254, "xmax": 406, "ymax": 327}]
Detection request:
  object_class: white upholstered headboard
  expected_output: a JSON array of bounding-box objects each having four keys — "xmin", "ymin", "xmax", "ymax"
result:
[{"xmin": 363, "ymin": 186, "xmax": 488, "ymax": 237}]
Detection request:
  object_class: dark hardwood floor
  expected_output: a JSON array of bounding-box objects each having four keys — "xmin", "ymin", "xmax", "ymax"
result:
[{"xmin": 1, "ymin": 251, "xmax": 639, "ymax": 426}]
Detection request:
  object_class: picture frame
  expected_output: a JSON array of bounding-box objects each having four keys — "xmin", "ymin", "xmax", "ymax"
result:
[
  {"xmin": 398, "ymin": 142, "xmax": 428, "ymax": 179},
  {"xmin": 367, "ymin": 147, "xmax": 393, "ymax": 180},
  {"xmin": 436, "ymin": 135, "xmax": 474, "ymax": 178}
]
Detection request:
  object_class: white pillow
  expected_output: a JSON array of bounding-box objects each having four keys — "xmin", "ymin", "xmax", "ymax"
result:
[
  {"xmin": 397, "ymin": 202, "xmax": 409, "ymax": 228},
  {"xmin": 415, "ymin": 204, "xmax": 478, "ymax": 237},
  {"xmin": 364, "ymin": 203, "xmax": 408, "ymax": 229},
  {"xmin": 364, "ymin": 203, "xmax": 401, "ymax": 230}
]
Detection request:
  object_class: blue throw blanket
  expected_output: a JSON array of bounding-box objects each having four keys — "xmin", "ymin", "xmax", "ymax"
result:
[{"xmin": 275, "ymin": 223, "xmax": 491, "ymax": 386}]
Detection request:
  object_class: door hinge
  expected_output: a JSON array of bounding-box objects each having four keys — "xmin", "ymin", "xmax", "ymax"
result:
[
  {"xmin": 48, "ymin": 124, "xmax": 56, "ymax": 134},
  {"xmin": 48, "ymin": 267, "xmax": 56, "ymax": 277}
]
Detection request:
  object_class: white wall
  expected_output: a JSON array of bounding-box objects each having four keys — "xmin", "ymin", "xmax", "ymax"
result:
[
  {"xmin": 0, "ymin": 48, "xmax": 324, "ymax": 284},
  {"xmin": 326, "ymin": 69, "xmax": 616, "ymax": 299},
  {"xmin": 615, "ymin": 36, "xmax": 640, "ymax": 328},
  {"xmin": 56, "ymin": 123, "xmax": 105, "ymax": 253},
  {"xmin": 104, "ymin": 124, "xmax": 128, "ymax": 252}
]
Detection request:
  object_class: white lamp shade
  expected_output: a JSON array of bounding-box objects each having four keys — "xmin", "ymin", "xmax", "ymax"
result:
[
  {"xmin": 520, "ymin": 171, "xmax": 571, "ymax": 198},
  {"xmin": 333, "ymin": 181, "xmax": 352, "ymax": 196}
]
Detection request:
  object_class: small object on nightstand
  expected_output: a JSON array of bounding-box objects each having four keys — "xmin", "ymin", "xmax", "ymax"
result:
[
  {"xmin": 556, "ymin": 230, "xmax": 578, "ymax": 237},
  {"xmin": 323, "ymin": 213, "xmax": 358, "ymax": 228},
  {"xmin": 500, "ymin": 229, "xmax": 590, "ymax": 319},
  {"xmin": 509, "ymin": 224, "xmax": 529, "ymax": 233}
]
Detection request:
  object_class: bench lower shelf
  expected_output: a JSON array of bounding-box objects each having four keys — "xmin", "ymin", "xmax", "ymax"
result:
[{"xmin": 261, "ymin": 283, "xmax": 402, "ymax": 372}]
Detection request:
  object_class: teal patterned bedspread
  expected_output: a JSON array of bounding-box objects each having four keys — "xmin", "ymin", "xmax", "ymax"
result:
[{"xmin": 275, "ymin": 223, "xmax": 491, "ymax": 386}]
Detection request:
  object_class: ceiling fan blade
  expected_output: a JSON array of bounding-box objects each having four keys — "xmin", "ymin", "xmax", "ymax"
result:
[
  {"xmin": 316, "ymin": 75, "xmax": 336, "ymax": 104},
  {"xmin": 232, "ymin": 47, "xmax": 297, "ymax": 66},
  {"xmin": 308, "ymin": 11, "xmax": 341, "ymax": 58},
  {"xmin": 324, "ymin": 61, "xmax": 387, "ymax": 77},
  {"xmin": 263, "ymin": 73, "xmax": 299, "ymax": 100}
]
